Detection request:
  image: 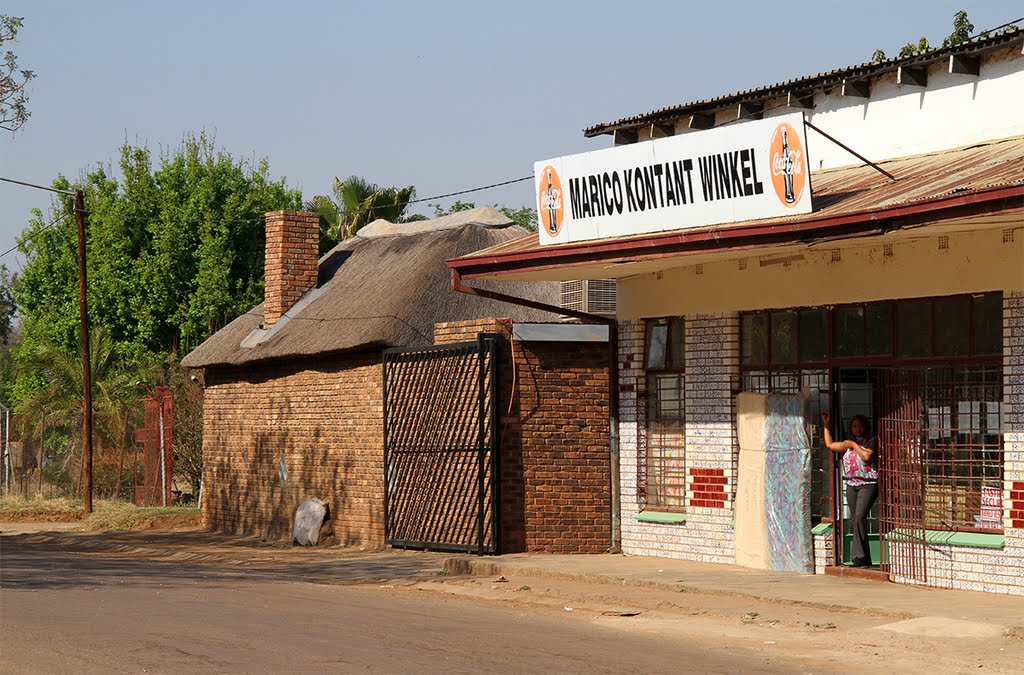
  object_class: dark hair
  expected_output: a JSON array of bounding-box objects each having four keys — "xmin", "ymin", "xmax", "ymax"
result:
[{"xmin": 848, "ymin": 414, "xmax": 871, "ymax": 440}]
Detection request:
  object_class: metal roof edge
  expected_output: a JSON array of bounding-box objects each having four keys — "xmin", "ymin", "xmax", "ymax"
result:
[
  {"xmin": 448, "ymin": 184, "xmax": 1024, "ymax": 278},
  {"xmin": 583, "ymin": 30, "xmax": 1023, "ymax": 138}
]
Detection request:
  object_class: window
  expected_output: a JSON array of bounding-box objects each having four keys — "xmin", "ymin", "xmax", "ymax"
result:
[
  {"xmin": 741, "ymin": 292, "xmax": 1004, "ymax": 530},
  {"xmin": 640, "ymin": 318, "xmax": 686, "ymax": 512},
  {"xmin": 920, "ymin": 365, "xmax": 1003, "ymax": 530}
]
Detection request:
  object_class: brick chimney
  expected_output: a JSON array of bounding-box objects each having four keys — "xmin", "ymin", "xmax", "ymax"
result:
[{"xmin": 264, "ymin": 210, "xmax": 320, "ymax": 327}]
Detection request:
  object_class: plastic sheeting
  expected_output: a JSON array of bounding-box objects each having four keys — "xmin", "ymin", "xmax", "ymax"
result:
[{"xmin": 735, "ymin": 392, "xmax": 814, "ymax": 574}]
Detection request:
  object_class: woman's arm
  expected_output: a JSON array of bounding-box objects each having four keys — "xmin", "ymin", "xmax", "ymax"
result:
[
  {"xmin": 821, "ymin": 413, "xmax": 851, "ymax": 452},
  {"xmin": 850, "ymin": 439, "xmax": 875, "ymax": 462}
]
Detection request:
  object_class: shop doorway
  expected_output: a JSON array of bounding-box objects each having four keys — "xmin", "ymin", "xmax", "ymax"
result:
[
  {"xmin": 830, "ymin": 364, "xmax": 1003, "ymax": 582},
  {"xmin": 832, "ymin": 367, "xmax": 883, "ymax": 569}
]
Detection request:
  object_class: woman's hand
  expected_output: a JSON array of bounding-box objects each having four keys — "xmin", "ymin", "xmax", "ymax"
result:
[{"xmin": 821, "ymin": 412, "xmax": 831, "ymax": 426}]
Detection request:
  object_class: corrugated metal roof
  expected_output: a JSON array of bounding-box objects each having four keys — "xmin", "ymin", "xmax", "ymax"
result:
[
  {"xmin": 584, "ymin": 30, "xmax": 1023, "ymax": 138},
  {"xmin": 452, "ymin": 136, "xmax": 1024, "ymax": 264}
]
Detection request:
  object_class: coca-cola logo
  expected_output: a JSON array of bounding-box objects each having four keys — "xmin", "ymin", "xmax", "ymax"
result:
[
  {"xmin": 768, "ymin": 122, "xmax": 807, "ymax": 208},
  {"xmin": 537, "ymin": 165, "xmax": 565, "ymax": 237}
]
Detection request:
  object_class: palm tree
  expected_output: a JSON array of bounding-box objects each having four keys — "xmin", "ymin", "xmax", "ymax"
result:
[
  {"xmin": 15, "ymin": 327, "xmax": 134, "ymax": 494},
  {"xmin": 305, "ymin": 176, "xmax": 424, "ymax": 253}
]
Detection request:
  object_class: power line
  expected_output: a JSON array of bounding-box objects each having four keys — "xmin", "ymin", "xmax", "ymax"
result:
[
  {"xmin": 0, "ymin": 176, "xmax": 77, "ymax": 196},
  {"xmin": 0, "ymin": 173, "xmax": 536, "ymax": 258},
  {"xmin": 0, "ymin": 213, "xmax": 71, "ymax": 259}
]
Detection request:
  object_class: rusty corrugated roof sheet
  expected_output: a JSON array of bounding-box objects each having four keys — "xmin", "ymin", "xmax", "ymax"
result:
[
  {"xmin": 584, "ymin": 30, "xmax": 1023, "ymax": 138},
  {"xmin": 451, "ymin": 136, "xmax": 1024, "ymax": 267}
]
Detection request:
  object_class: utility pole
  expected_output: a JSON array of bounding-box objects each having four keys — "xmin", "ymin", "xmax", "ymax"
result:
[{"xmin": 75, "ymin": 190, "xmax": 93, "ymax": 513}]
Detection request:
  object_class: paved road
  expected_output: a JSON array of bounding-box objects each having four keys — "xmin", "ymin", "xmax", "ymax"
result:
[{"xmin": 2, "ymin": 536, "xmax": 795, "ymax": 674}]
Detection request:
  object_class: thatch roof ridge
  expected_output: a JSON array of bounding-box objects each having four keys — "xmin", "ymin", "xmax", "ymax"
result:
[{"xmin": 182, "ymin": 219, "xmax": 559, "ymax": 368}]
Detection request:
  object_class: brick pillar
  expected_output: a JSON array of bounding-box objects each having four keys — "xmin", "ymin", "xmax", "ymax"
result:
[{"xmin": 264, "ymin": 211, "xmax": 320, "ymax": 326}]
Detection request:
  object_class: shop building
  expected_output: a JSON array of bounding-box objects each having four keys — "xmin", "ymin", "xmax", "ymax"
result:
[{"xmin": 450, "ymin": 33, "xmax": 1024, "ymax": 593}]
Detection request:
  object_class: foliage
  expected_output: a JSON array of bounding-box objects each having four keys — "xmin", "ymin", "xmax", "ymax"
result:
[
  {"xmin": 0, "ymin": 14, "xmax": 34, "ymax": 132},
  {"xmin": 898, "ymin": 36, "xmax": 931, "ymax": 59},
  {"xmin": 429, "ymin": 199, "xmax": 538, "ymax": 232},
  {"xmin": 13, "ymin": 133, "xmax": 302, "ymax": 364},
  {"xmin": 306, "ymin": 176, "xmax": 424, "ymax": 253},
  {"xmin": 0, "ymin": 264, "xmax": 15, "ymax": 344},
  {"xmin": 9, "ymin": 134, "xmax": 301, "ymax": 495},
  {"xmin": 0, "ymin": 265, "xmax": 16, "ymax": 405},
  {"xmin": 870, "ymin": 11, "xmax": 1018, "ymax": 61},
  {"xmin": 941, "ymin": 10, "xmax": 973, "ymax": 48}
]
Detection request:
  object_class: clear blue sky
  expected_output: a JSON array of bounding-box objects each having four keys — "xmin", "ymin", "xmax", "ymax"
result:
[{"xmin": 0, "ymin": 1, "xmax": 1014, "ymax": 269}]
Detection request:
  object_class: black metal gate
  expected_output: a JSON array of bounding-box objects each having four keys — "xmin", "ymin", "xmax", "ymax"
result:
[
  {"xmin": 382, "ymin": 334, "xmax": 501, "ymax": 554},
  {"xmin": 877, "ymin": 368, "xmax": 928, "ymax": 584}
]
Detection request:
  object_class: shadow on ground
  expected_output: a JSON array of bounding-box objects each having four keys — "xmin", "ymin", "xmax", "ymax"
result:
[{"xmin": 0, "ymin": 529, "xmax": 449, "ymax": 592}]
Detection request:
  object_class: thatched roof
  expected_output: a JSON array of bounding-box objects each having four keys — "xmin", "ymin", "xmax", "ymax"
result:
[{"xmin": 182, "ymin": 207, "xmax": 560, "ymax": 368}]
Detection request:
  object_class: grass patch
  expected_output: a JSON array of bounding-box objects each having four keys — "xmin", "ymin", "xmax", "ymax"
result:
[
  {"xmin": 0, "ymin": 497, "xmax": 200, "ymax": 531},
  {"xmin": 82, "ymin": 501, "xmax": 200, "ymax": 531},
  {"xmin": 0, "ymin": 497, "xmax": 82, "ymax": 522}
]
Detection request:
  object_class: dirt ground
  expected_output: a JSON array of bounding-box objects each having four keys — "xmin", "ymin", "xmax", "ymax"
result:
[{"xmin": 3, "ymin": 524, "xmax": 1022, "ymax": 673}]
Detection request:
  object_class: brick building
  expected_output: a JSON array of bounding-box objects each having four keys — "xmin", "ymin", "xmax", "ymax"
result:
[
  {"xmin": 183, "ymin": 207, "xmax": 612, "ymax": 552},
  {"xmin": 450, "ymin": 34, "xmax": 1024, "ymax": 594}
]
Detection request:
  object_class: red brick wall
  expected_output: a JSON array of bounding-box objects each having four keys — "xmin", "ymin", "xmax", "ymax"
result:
[
  {"xmin": 202, "ymin": 319, "xmax": 611, "ymax": 554},
  {"xmin": 264, "ymin": 211, "xmax": 319, "ymax": 326},
  {"xmin": 505, "ymin": 338, "xmax": 611, "ymax": 553},
  {"xmin": 202, "ymin": 353, "xmax": 384, "ymax": 546},
  {"xmin": 433, "ymin": 319, "xmax": 611, "ymax": 553}
]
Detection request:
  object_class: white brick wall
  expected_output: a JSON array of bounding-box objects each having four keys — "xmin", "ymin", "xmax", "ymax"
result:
[
  {"xmin": 619, "ymin": 314, "xmax": 739, "ymax": 563},
  {"xmin": 813, "ymin": 532, "xmax": 834, "ymax": 575},
  {"xmin": 617, "ymin": 295, "xmax": 1024, "ymax": 596}
]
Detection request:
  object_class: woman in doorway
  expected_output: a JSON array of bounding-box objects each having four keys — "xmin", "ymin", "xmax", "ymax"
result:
[{"xmin": 822, "ymin": 413, "xmax": 878, "ymax": 567}]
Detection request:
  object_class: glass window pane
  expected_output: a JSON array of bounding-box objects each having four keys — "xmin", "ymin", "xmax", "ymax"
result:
[
  {"xmin": 669, "ymin": 318, "xmax": 686, "ymax": 368},
  {"xmin": 646, "ymin": 322, "xmax": 667, "ymax": 369},
  {"xmin": 972, "ymin": 294, "xmax": 1002, "ymax": 355},
  {"xmin": 897, "ymin": 300, "xmax": 933, "ymax": 358},
  {"xmin": 934, "ymin": 296, "xmax": 970, "ymax": 357},
  {"xmin": 798, "ymin": 309, "xmax": 828, "ymax": 362},
  {"xmin": 742, "ymin": 313, "xmax": 769, "ymax": 364},
  {"xmin": 833, "ymin": 306, "xmax": 865, "ymax": 357},
  {"xmin": 771, "ymin": 311, "xmax": 798, "ymax": 363},
  {"xmin": 866, "ymin": 303, "xmax": 893, "ymax": 356}
]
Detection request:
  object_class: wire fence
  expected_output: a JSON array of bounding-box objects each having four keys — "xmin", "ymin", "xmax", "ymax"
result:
[{"xmin": 0, "ymin": 391, "xmax": 200, "ymax": 505}]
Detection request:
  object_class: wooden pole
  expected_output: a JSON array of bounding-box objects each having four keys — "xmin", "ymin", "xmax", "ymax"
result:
[
  {"xmin": 38, "ymin": 412, "xmax": 44, "ymax": 497},
  {"xmin": 75, "ymin": 190, "xmax": 94, "ymax": 514}
]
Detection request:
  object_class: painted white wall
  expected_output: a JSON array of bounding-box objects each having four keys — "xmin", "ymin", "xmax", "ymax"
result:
[{"xmin": 644, "ymin": 44, "xmax": 1024, "ymax": 170}]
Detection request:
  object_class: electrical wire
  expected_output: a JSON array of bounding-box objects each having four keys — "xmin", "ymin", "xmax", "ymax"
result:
[
  {"xmin": 0, "ymin": 173, "xmax": 535, "ymax": 258},
  {"xmin": 0, "ymin": 213, "xmax": 71, "ymax": 259}
]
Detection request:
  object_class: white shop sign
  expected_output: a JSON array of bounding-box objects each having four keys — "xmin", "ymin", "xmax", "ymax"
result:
[{"xmin": 535, "ymin": 113, "xmax": 813, "ymax": 246}]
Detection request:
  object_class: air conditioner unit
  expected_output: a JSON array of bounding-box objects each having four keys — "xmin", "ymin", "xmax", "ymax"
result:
[{"xmin": 560, "ymin": 279, "xmax": 617, "ymax": 320}]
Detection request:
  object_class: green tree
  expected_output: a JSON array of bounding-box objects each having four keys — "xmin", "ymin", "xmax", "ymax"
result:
[
  {"xmin": 11, "ymin": 135, "xmax": 301, "ymax": 495},
  {"xmin": 14, "ymin": 133, "xmax": 302, "ymax": 361},
  {"xmin": 14, "ymin": 327, "xmax": 134, "ymax": 494},
  {"xmin": 0, "ymin": 264, "xmax": 15, "ymax": 345},
  {"xmin": 429, "ymin": 200, "xmax": 538, "ymax": 232},
  {"xmin": 306, "ymin": 176, "xmax": 423, "ymax": 253},
  {"xmin": 0, "ymin": 14, "xmax": 34, "ymax": 132}
]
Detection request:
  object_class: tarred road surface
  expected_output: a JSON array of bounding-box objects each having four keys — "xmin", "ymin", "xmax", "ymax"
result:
[{"xmin": 1, "ymin": 537, "xmax": 793, "ymax": 674}]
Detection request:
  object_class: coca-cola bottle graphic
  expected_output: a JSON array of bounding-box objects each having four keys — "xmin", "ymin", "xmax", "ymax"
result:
[
  {"xmin": 781, "ymin": 128, "xmax": 795, "ymax": 204},
  {"xmin": 546, "ymin": 169, "xmax": 558, "ymax": 234}
]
